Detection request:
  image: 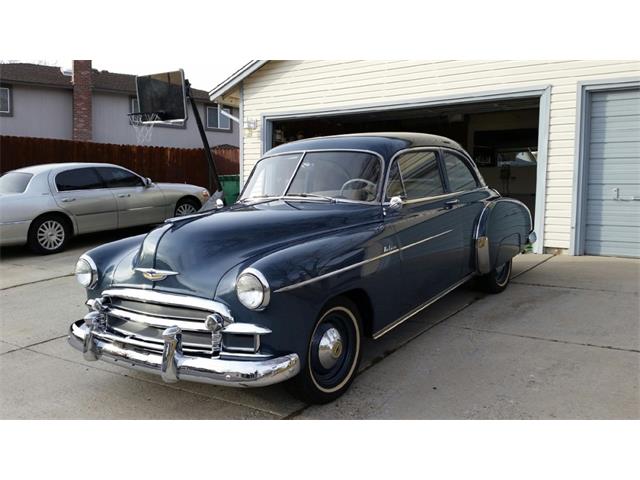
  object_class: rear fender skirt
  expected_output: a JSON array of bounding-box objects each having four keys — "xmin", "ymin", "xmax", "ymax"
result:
[{"xmin": 474, "ymin": 198, "xmax": 532, "ymax": 275}]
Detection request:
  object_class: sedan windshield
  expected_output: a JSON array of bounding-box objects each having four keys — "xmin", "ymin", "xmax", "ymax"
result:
[
  {"xmin": 0, "ymin": 172, "xmax": 33, "ymax": 194},
  {"xmin": 240, "ymin": 151, "xmax": 381, "ymax": 202}
]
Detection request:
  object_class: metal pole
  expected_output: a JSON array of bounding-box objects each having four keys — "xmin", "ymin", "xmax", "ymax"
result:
[{"xmin": 185, "ymin": 79, "xmax": 222, "ymax": 197}]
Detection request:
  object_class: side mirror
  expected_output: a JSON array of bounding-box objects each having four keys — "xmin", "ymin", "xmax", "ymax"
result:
[
  {"xmin": 144, "ymin": 177, "xmax": 153, "ymax": 188},
  {"xmin": 389, "ymin": 196, "xmax": 403, "ymax": 211},
  {"xmin": 216, "ymin": 198, "xmax": 224, "ymax": 209}
]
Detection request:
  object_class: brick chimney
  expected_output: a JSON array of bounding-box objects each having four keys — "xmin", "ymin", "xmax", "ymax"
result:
[{"xmin": 72, "ymin": 60, "xmax": 92, "ymax": 141}]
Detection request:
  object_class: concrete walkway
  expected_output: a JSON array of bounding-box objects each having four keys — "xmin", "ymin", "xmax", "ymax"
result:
[{"xmin": 1, "ymin": 240, "xmax": 638, "ymax": 419}]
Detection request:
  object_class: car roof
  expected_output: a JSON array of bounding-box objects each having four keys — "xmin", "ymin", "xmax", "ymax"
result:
[
  {"xmin": 265, "ymin": 132, "xmax": 464, "ymax": 160},
  {"xmin": 10, "ymin": 162, "xmax": 122, "ymax": 175}
]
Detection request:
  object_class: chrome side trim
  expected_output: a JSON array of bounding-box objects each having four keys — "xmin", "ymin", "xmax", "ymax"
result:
[
  {"xmin": 401, "ymin": 229, "xmax": 452, "ymax": 251},
  {"xmin": 274, "ymin": 229, "xmax": 452, "ymax": 293},
  {"xmin": 372, "ymin": 273, "xmax": 475, "ymax": 339},
  {"xmin": 0, "ymin": 220, "xmax": 30, "ymax": 226},
  {"xmin": 102, "ymin": 288, "xmax": 233, "ymax": 322}
]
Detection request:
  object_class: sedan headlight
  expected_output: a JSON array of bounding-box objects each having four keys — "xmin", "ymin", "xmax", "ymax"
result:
[
  {"xmin": 236, "ymin": 268, "xmax": 270, "ymax": 310},
  {"xmin": 75, "ymin": 255, "xmax": 98, "ymax": 289}
]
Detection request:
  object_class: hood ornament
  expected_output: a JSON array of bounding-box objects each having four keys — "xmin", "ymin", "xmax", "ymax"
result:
[{"xmin": 135, "ymin": 268, "xmax": 179, "ymax": 282}]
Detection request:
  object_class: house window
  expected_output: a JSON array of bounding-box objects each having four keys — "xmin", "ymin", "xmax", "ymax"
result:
[
  {"xmin": 0, "ymin": 86, "xmax": 11, "ymax": 115},
  {"xmin": 206, "ymin": 105, "xmax": 231, "ymax": 130}
]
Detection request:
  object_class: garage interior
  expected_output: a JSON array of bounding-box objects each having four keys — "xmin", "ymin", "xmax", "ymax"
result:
[{"xmin": 270, "ymin": 98, "xmax": 540, "ymax": 221}]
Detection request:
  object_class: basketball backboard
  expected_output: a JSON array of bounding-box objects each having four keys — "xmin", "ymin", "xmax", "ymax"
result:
[{"xmin": 134, "ymin": 69, "xmax": 188, "ymax": 123}]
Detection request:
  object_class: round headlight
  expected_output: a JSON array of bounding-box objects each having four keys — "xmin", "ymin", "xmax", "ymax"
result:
[
  {"xmin": 236, "ymin": 269, "xmax": 270, "ymax": 310},
  {"xmin": 75, "ymin": 255, "xmax": 97, "ymax": 289}
]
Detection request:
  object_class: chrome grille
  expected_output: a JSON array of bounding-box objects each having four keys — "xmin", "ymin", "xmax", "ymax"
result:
[{"xmin": 98, "ymin": 288, "xmax": 232, "ymax": 356}]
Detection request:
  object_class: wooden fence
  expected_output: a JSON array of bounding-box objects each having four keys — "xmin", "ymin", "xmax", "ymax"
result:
[{"xmin": 0, "ymin": 135, "xmax": 239, "ymax": 190}]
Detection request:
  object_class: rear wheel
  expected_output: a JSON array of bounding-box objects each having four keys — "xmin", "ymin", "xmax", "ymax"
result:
[
  {"xmin": 476, "ymin": 259, "xmax": 512, "ymax": 293},
  {"xmin": 174, "ymin": 197, "xmax": 200, "ymax": 217},
  {"xmin": 27, "ymin": 215, "xmax": 70, "ymax": 254},
  {"xmin": 287, "ymin": 296, "xmax": 363, "ymax": 404}
]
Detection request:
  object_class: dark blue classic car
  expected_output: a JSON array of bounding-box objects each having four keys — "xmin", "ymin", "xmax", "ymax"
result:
[{"xmin": 68, "ymin": 133, "xmax": 534, "ymax": 403}]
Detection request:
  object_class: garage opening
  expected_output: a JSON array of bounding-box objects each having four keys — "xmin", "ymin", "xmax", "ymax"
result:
[{"xmin": 269, "ymin": 97, "xmax": 540, "ymax": 222}]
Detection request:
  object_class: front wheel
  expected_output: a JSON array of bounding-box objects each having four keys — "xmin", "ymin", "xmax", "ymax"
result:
[
  {"xmin": 174, "ymin": 197, "xmax": 200, "ymax": 217},
  {"xmin": 476, "ymin": 259, "xmax": 513, "ymax": 293},
  {"xmin": 287, "ymin": 296, "xmax": 363, "ymax": 404},
  {"xmin": 27, "ymin": 215, "xmax": 70, "ymax": 254}
]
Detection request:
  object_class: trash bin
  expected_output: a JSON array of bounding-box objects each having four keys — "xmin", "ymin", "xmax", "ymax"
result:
[{"xmin": 219, "ymin": 175, "xmax": 240, "ymax": 205}]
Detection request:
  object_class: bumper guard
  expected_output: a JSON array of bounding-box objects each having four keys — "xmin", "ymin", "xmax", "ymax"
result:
[{"xmin": 68, "ymin": 318, "xmax": 300, "ymax": 388}]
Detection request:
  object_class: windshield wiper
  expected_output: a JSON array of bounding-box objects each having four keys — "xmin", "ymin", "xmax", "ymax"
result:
[{"xmin": 285, "ymin": 193, "xmax": 336, "ymax": 203}]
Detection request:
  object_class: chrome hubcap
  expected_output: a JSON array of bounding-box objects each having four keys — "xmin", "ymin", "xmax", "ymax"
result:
[
  {"xmin": 318, "ymin": 327, "xmax": 343, "ymax": 369},
  {"xmin": 37, "ymin": 220, "xmax": 65, "ymax": 250},
  {"xmin": 176, "ymin": 204, "xmax": 197, "ymax": 216}
]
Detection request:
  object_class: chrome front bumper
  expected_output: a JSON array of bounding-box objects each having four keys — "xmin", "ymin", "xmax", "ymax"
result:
[{"xmin": 68, "ymin": 319, "xmax": 300, "ymax": 387}]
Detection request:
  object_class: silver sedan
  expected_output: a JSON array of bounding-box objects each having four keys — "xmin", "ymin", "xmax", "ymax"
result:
[{"xmin": 0, "ymin": 162, "xmax": 210, "ymax": 253}]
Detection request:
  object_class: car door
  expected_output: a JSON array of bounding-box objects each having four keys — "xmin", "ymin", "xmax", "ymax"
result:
[
  {"xmin": 96, "ymin": 166, "xmax": 167, "ymax": 228},
  {"xmin": 440, "ymin": 149, "xmax": 491, "ymax": 277},
  {"xmin": 384, "ymin": 149, "xmax": 462, "ymax": 314},
  {"xmin": 52, "ymin": 167, "xmax": 118, "ymax": 234}
]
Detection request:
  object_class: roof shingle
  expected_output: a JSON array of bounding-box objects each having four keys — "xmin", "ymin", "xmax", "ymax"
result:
[{"xmin": 0, "ymin": 63, "xmax": 210, "ymax": 100}]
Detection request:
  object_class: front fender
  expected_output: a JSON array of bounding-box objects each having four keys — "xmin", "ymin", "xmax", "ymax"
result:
[
  {"xmin": 81, "ymin": 234, "xmax": 146, "ymax": 297},
  {"xmin": 475, "ymin": 198, "xmax": 533, "ymax": 274},
  {"xmin": 213, "ymin": 221, "xmax": 392, "ymax": 356}
]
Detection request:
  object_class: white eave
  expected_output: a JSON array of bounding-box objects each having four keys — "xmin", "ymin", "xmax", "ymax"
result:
[{"xmin": 208, "ymin": 60, "xmax": 269, "ymax": 105}]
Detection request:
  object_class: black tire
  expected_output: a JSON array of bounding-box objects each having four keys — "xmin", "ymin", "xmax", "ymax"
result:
[
  {"xmin": 174, "ymin": 197, "xmax": 200, "ymax": 217},
  {"xmin": 27, "ymin": 214, "xmax": 71, "ymax": 254},
  {"xmin": 476, "ymin": 259, "xmax": 513, "ymax": 294},
  {"xmin": 287, "ymin": 296, "xmax": 363, "ymax": 404}
]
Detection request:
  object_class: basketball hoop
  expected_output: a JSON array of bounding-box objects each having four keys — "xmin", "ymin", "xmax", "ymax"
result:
[{"xmin": 128, "ymin": 112, "xmax": 161, "ymax": 144}]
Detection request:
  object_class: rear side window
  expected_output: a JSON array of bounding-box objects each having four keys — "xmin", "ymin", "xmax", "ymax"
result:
[
  {"xmin": 96, "ymin": 167, "xmax": 144, "ymax": 188},
  {"xmin": 56, "ymin": 168, "xmax": 105, "ymax": 191},
  {"xmin": 443, "ymin": 152, "xmax": 479, "ymax": 192},
  {"xmin": 0, "ymin": 172, "xmax": 33, "ymax": 193},
  {"xmin": 387, "ymin": 151, "xmax": 444, "ymax": 200}
]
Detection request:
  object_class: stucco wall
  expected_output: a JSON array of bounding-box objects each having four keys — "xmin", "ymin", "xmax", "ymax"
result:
[
  {"xmin": 240, "ymin": 60, "xmax": 640, "ymax": 251},
  {"xmin": 92, "ymin": 92, "xmax": 239, "ymax": 148},
  {"xmin": 0, "ymin": 85, "xmax": 239, "ymax": 149},
  {"xmin": 0, "ymin": 84, "xmax": 73, "ymax": 139}
]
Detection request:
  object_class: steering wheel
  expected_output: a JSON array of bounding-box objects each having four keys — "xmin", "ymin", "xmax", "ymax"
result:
[{"xmin": 339, "ymin": 178, "xmax": 377, "ymax": 200}]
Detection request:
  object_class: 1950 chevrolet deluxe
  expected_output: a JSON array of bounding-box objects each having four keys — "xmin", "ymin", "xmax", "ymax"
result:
[{"xmin": 68, "ymin": 133, "xmax": 535, "ymax": 404}]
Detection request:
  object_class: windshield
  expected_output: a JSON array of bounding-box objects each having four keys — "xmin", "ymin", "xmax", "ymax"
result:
[
  {"xmin": 240, "ymin": 151, "xmax": 381, "ymax": 203},
  {"xmin": 0, "ymin": 172, "xmax": 33, "ymax": 194}
]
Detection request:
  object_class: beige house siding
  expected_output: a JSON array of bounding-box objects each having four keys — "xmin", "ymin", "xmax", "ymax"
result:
[{"xmin": 240, "ymin": 60, "xmax": 640, "ymax": 251}]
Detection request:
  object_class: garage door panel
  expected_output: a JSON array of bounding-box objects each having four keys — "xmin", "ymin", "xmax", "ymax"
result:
[
  {"xmin": 589, "ymin": 141, "xmax": 639, "ymax": 158},
  {"xmin": 584, "ymin": 87, "xmax": 640, "ymax": 257},
  {"xmin": 585, "ymin": 201, "xmax": 640, "ymax": 224},
  {"xmin": 584, "ymin": 240, "xmax": 640, "ymax": 258},
  {"xmin": 591, "ymin": 89, "xmax": 640, "ymax": 102},
  {"xmin": 586, "ymin": 224, "xmax": 640, "ymax": 241},
  {"xmin": 591, "ymin": 102, "xmax": 640, "ymax": 117}
]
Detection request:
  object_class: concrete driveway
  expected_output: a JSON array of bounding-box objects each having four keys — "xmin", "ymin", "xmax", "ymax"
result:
[{"xmin": 1, "ymin": 231, "xmax": 638, "ymax": 419}]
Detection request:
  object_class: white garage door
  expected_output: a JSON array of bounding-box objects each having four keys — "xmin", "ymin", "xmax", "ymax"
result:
[{"xmin": 585, "ymin": 88, "xmax": 640, "ymax": 257}]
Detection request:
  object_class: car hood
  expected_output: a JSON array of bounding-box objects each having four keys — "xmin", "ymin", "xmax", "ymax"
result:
[{"xmin": 115, "ymin": 200, "xmax": 382, "ymax": 298}]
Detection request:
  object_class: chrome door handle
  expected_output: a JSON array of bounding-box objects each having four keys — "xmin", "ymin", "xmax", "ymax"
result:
[
  {"xmin": 444, "ymin": 199, "xmax": 460, "ymax": 208},
  {"xmin": 117, "ymin": 193, "xmax": 131, "ymax": 198},
  {"xmin": 61, "ymin": 197, "xmax": 76, "ymax": 203}
]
